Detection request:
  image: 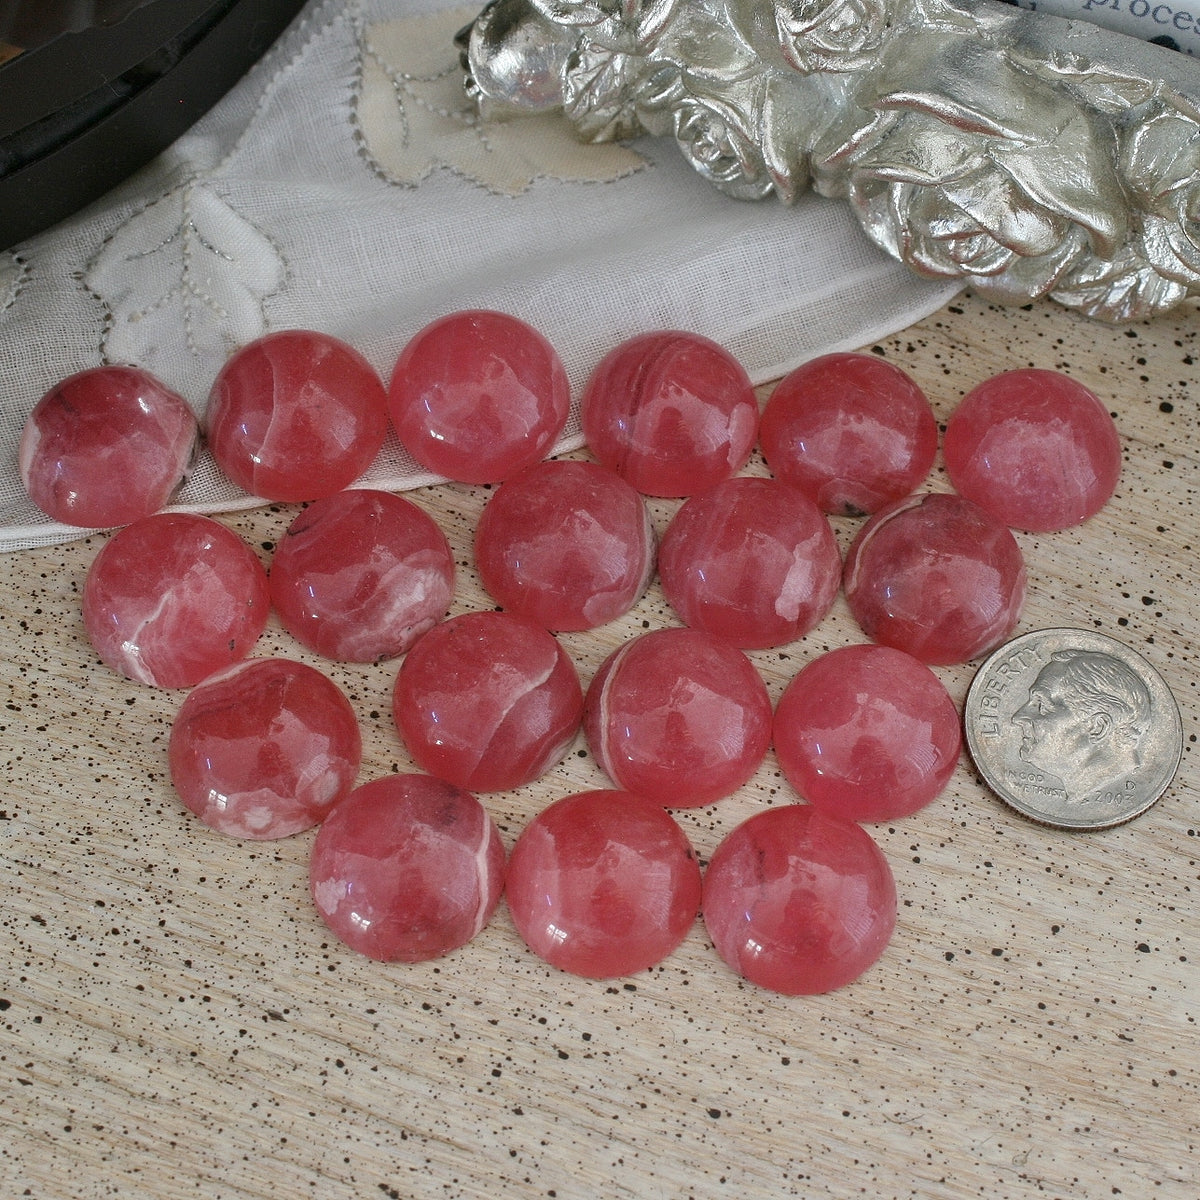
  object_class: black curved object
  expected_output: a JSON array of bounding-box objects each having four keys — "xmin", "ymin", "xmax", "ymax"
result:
[{"xmin": 0, "ymin": 0, "xmax": 309, "ymax": 250}]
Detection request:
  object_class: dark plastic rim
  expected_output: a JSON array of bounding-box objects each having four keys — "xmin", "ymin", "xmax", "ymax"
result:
[{"xmin": 0, "ymin": 0, "xmax": 309, "ymax": 250}]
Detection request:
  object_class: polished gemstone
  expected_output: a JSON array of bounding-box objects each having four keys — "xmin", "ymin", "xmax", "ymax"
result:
[
  {"xmin": 310, "ymin": 774, "xmax": 506, "ymax": 963},
  {"xmin": 269, "ymin": 488, "xmax": 455, "ymax": 662},
  {"xmin": 392, "ymin": 611, "xmax": 583, "ymax": 791},
  {"xmin": 944, "ymin": 368, "xmax": 1122, "ymax": 531},
  {"xmin": 388, "ymin": 310, "xmax": 570, "ymax": 483},
  {"xmin": 843, "ymin": 492, "xmax": 1027, "ymax": 665},
  {"xmin": 169, "ymin": 658, "xmax": 362, "ymax": 839},
  {"xmin": 580, "ymin": 330, "xmax": 758, "ymax": 497},
  {"xmin": 658, "ymin": 476, "xmax": 841, "ymax": 648},
  {"xmin": 206, "ymin": 329, "xmax": 388, "ymax": 502},
  {"xmin": 505, "ymin": 789, "xmax": 702, "ymax": 978},
  {"xmin": 759, "ymin": 352, "xmax": 937, "ymax": 516},
  {"xmin": 773, "ymin": 644, "xmax": 962, "ymax": 822},
  {"xmin": 474, "ymin": 459, "xmax": 654, "ymax": 631},
  {"xmin": 702, "ymin": 805, "xmax": 896, "ymax": 995},
  {"xmin": 82, "ymin": 512, "xmax": 270, "ymax": 688},
  {"xmin": 19, "ymin": 365, "xmax": 197, "ymax": 528},
  {"xmin": 584, "ymin": 627, "xmax": 772, "ymax": 807}
]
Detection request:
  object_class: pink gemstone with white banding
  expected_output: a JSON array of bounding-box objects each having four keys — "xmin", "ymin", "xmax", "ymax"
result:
[
  {"xmin": 19, "ymin": 365, "xmax": 197, "ymax": 528},
  {"xmin": 269, "ymin": 489, "xmax": 454, "ymax": 662},
  {"xmin": 843, "ymin": 492, "xmax": 1026, "ymax": 666},
  {"xmin": 388, "ymin": 310, "xmax": 570, "ymax": 484},
  {"xmin": 206, "ymin": 330, "xmax": 388, "ymax": 502},
  {"xmin": 310, "ymin": 774, "xmax": 506, "ymax": 962},
  {"xmin": 392, "ymin": 611, "xmax": 583, "ymax": 792},
  {"xmin": 169, "ymin": 658, "xmax": 362, "ymax": 839},
  {"xmin": 944, "ymin": 368, "xmax": 1121, "ymax": 531},
  {"xmin": 474, "ymin": 459, "xmax": 654, "ymax": 631},
  {"xmin": 658, "ymin": 475, "xmax": 841, "ymax": 648},
  {"xmin": 82, "ymin": 512, "xmax": 270, "ymax": 688},
  {"xmin": 702, "ymin": 805, "xmax": 896, "ymax": 995},
  {"xmin": 773, "ymin": 644, "xmax": 961, "ymax": 822},
  {"xmin": 584, "ymin": 627, "xmax": 771, "ymax": 807},
  {"xmin": 581, "ymin": 330, "xmax": 758, "ymax": 497},
  {"xmin": 759, "ymin": 352, "xmax": 937, "ymax": 516},
  {"xmin": 505, "ymin": 789, "xmax": 702, "ymax": 978}
]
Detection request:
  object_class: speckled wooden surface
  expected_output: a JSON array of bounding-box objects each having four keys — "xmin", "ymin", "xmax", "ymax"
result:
[{"xmin": 1, "ymin": 289, "xmax": 1196, "ymax": 1200}]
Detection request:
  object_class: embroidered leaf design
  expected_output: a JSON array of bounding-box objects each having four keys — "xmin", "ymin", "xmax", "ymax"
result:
[
  {"xmin": 86, "ymin": 184, "xmax": 284, "ymax": 397},
  {"xmin": 358, "ymin": 7, "xmax": 644, "ymax": 195},
  {"xmin": 562, "ymin": 44, "xmax": 646, "ymax": 141}
]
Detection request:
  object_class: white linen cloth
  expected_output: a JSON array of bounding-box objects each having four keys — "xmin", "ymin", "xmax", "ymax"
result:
[{"xmin": 0, "ymin": 0, "xmax": 959, "ymax": 551}]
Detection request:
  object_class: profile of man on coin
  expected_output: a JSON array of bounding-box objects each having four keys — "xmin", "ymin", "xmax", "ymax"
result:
[
  {"xmin": 1011, "ymin": 648, "xmax": 1153, "ymax": 804},
  {"xmin": 965, "ymin": 629, "xmax": 1180, "ymax": 830}
]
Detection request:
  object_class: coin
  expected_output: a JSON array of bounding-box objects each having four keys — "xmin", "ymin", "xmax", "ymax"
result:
[{"xmin": 963, "ymin": 628, "xmax": 1182, "ymax": 830}]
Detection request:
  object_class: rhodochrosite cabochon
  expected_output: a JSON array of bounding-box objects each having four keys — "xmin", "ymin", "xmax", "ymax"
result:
[
  {"xmin": 20, "ymin": 365, "xmax": 198, "ymax": 528},
  {"xmin": 473, "ymin": 459, "xmax": 655, "ymax": 631},
  {"xmin": 505, "ymin": 789, "xmax": 703, "ymax": 979},
  {"xmin": 169, "ymin": 658, "xmax": 362, "ymax": 839},
  {"xmin": 581, "ymin": 330, "xmax": 758, "ymax": 498},
  {"xmin": 206, "ymin": 329, "xmax": 389, "ymax": 503},
  {"xmin": 310, "ymin": 774, "xmax": 506, "ymax": 963},
  {"xmin": 392, "ymin": 611, "xmax": 584, "ymax": 793},
  {"xmin": 388, "ymin": 310, "xmax": 570, "ymax": 484},
  {"xmin": 943, "ymin": 368, "xmax": 1121, "ymax": 532},
  {"xmin": 82, "ymin": 512, "xmax": 270, "ymax": 689},
  {"xmin": 658, "ymin": 475, "xmax": 842, "ymax": 649},
  {"xmin": 773, "ymin": 644, "xmax": 962, "ymax": 822},
  {"xmin": 843, "ymin": 492, "xmax": 1027, "ymax": 666},
  {"xmin": 584, "ymin": 627, "xmax": 772, "ymax": 807},
  {"xmin": 703, "ymin": 805, "xmax": 897, "ymax": 995},
  {"xmin": 269, "ymin": 488, "xmax": 455, "ymax": 663},
  {"xmin": 759, "ymin": 352, "xmax": 937, "ymax": 517}
]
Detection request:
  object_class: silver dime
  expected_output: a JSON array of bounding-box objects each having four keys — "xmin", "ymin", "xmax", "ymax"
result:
[{"xmin": 964, "ymin": 628, "xmax": 1182, "ymax": 830}]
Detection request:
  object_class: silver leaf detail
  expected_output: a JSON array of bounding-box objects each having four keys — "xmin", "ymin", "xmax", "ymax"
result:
[{"xmin": 358, "ymin": 8, "xmax": 644, "ymax": 196}]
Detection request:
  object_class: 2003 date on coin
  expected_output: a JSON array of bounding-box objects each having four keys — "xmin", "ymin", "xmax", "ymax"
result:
[{"xmin": 964, "ymin": 629, "xmax": 1182, "ymax": 830}]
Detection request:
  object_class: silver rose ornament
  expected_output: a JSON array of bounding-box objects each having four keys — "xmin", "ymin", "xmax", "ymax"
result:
[{"xmin": 462, "ymin": 0, "xmax": 1200, "ymax": 320}]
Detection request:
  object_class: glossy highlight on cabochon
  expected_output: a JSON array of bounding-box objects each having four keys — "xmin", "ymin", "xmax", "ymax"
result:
[
  {"xmin": 169, "ymin": 658, "xmax": 362, "ymax": 839},
  {"xmin": 702, "ymin": 805, "xmax": 897, "ymax": 995},
  {"xmin": 206, "ymin": 329, "xmax": 389, "ymax": 502},
  {"xmin": 310, "ymin": 774, "xmax": 506, "ymax": 963},
  {"xmin": 505, "ymin": 789, "xmax": 702, "ymax": 978},
  {"xmin": 19, "ymin": 365, "xmax": 197, "ymax": 528},
  {"xmin": 581, "ymin": 330, "xmax": 758, "ymax": 497},
  {"xmin": 82, "ymin": 512, "xmax": 270, "ymax": 688},
  {"xmin": 269, "ymin": 488, "xmax": 455, "ymax": 662},
  {"xmin": 388, "ymin": 309, "xmax": 570, "ymax": 483}
]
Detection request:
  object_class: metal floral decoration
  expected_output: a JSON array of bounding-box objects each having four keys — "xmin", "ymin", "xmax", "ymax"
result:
[{"xmin": 460, "ymin": 0, "xmax": 1200, "ymax": 322}]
